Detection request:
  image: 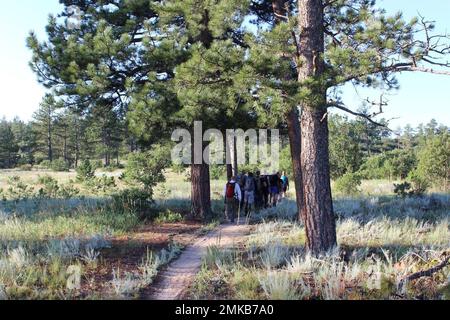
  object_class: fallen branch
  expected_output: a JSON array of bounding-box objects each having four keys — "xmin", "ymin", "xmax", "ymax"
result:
[{"xmin": 399, "ymin": 256, "xmax": 449, "ymax": 287}]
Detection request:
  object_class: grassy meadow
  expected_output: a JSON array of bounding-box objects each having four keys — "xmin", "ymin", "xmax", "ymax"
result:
[{"xmin": 0, "ymin": 168, "xmax": 448, "ymax": 300}]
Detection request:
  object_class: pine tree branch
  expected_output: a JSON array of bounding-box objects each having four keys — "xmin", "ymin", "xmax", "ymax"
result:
[
  {"xmin": 399, "ymin": 66, "xmax": 450, "ymax": 76},
  {"xmin": 327, "ymin": 100, "xmax": 390, "ymax": 128}
]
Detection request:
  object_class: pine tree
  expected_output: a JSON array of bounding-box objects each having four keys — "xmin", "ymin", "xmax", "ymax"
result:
[
  {"xmin": 157, "ymin": 0, "xmax": 256, "ymax": 219},
  {"xmin": 0, "ymin": 119, "xmax": 19, "ymax": 169},
  {"xmin": 247, "ymin": 0, "xmax": 450, "ymax": 254},
  {"xmin": 329, "ymin": 115, "xmax": 363, "ymax": 179},
  {"xmin": 10, "ymin": 118, "xmax": 37, "ymax": 165},
  {"xmin": 32, "ymin": 94, "xmax": 60, "ymax": 162},
  {"xmin": 85, "ymin": 102, "xmax": 124, "ymax": 167},
  {"xmin": 417, "ymin": 131, "xmax": 449, "ymax": 190}
]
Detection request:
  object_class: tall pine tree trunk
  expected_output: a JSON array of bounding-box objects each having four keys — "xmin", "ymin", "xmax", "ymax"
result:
[
  {"xmin": 189, "ymin": 10, "xmax": 214, "ymax": 221},
  {"xmin": 191, "ymin": 162, "xmax": 212, "ymax": 220},
  {"xmin": 287, "ymin": 108, "xmax": 304, "ymax": 220},
  {"xmin": 47, "ymin": 121, "xmax": 53, "ymax": 162},
  {"xmin": 190, "ymin": 126, "xmax": 212, "ymax": 220},
  {"xmin": 298, "ymin": 0, "xmax": 336, "ymax": 254},
  {"xmin": 272, "ymin": 0, "xmax": 304, "ymax": 221}
]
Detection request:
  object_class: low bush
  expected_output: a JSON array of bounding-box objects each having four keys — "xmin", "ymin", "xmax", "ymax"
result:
[
  {"xmin": 50, "ymin": 159, "xmax": 70, "ymax": 172},
  {"xmin": 155, "ymin": 210, "xmax": 184, "ymax": 224},
  {"xmin": 85, "ymin": 175, "xmax": 116, "ymax": 194},
  {"xmin": 210, "ymin": 165, "xmax": 226, "ymax": 180},
  {"xmin": 76, "ymin": 159, "xmax": 95, "ymax": 182},
  {"xmin": 110, "ymin": 188, "xmax": 154, "ymax": 217},
  {"xmin": 335, "ymin": 172, "xmax": 362, "ymax": 195},
  {"xmin": 18, "ymin": 164, "xmax": 33, "ymax": 171}
]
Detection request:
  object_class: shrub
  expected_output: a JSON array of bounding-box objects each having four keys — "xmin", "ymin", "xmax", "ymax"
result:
[
  {"xmin": 86, "ymin": 175, "xmax": 116, "ymax": 194},
  {"xmin": 35, "ymin": 175, "xmax": 81, "ymax": 199},
  {"xmin": 19, "ymin": 164, "xmax": 33, "ymax": 171},
  {"xmin": 111, "ymin": 188, "xmax": 154, "ymax": 216},
  {"xmin": 393, "ymin": 182, "xmax": 412, "ymax": 198},
  {"xmin": 394, "ymin": 170, "xmax": 430, "ymax": 198},
  {"xmin": 155, "ymin": 210, "xmax": 184, "ymax": 224},
  {"xmin": 58, "ymin": 183, "xmax": 80, "ymax": 199},
  {"xmin": 50, "ymin": 159, "xmax": 69, "ymax": 172},
  {"xmin": 171, "ymin": 163, "xmax": 186, "ymax": 175},
  {"xmin": 91, "ymin": 160, "xmax": 104, "ymax": 170},
  {"xmin": 416, "ymin": 132, "xmax": 449, "ymax": 190},
  {"xmin": 76, "ymin": 159, "xmax": 95, "ymax": 182},
  {"xmin": 335, "ymin": 172, "xmax": 362, "ymax": 195},
  {"xmin": 36, "ymin": 175, "xmax": 60, "ymax": 198},
  {"xmin": 123, "ymin": 145, "xmax": 170, "ymax": 191},
  {"xmin": 39, "ymin": 160, "xmax": 51, "ymax": 169},
  {"xmin": 210, "ymin": 165, "xmax": 226, "ymax": 180},
  {"xmin": 6, "ymin": 176, "xmax": 34, "ymax": 200},
  {"xmin": 359, "ymin": 149, "xmax": 417, "ymax": 181}
]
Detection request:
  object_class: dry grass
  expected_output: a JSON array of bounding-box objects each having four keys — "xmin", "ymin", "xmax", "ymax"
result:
[
  {"xmin": 1, "ymin": 169, "xmax": 449, "ymax": 300},
  {"xmin": 189, "ymin": 192, "xmax": 450, "ymax": 300}
]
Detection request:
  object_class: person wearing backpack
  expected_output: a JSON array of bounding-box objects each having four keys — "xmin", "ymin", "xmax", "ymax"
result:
[
  {"xmin": 237, "ymin": 171, "xmax": 247, "ymax": 209},
  {"xmin": 281, "ymin": 171, "xmax": 290, "ymax": 200},
  {"xmin": 223, "ymin": 176, "xmax": 242, "ymax": 223},
  {"xmin": 269, "ymin": 172, "xmax": 282, "ymax": 207}
]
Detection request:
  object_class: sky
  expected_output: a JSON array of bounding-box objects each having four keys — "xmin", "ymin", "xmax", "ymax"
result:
[{"xmin": 0, "ymin": 0, "xmax": 449, "ymax": 129}]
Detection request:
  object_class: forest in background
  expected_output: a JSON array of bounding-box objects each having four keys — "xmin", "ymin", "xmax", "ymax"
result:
[{"xmin": 0, "ymin": 112, "xmax": 448, "ymax": 195}]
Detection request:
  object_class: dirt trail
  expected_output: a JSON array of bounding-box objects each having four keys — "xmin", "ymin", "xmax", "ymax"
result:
[{"xmin": 144, "ymin": 221, "xmax": 250, "ymax": 300}]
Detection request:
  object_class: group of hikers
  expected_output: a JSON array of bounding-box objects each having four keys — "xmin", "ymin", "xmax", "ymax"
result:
[{"xmin": 223, "ymin": 171, "xmax": 290, "ymax": 223}]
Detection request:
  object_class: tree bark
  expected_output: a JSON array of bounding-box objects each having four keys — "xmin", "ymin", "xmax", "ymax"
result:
[
  {"xmin": 190, "ymin": 127, "xmax": 212, "ymax": 220},
  {"xmin": 298, "ymin": 0, "xmax": 337, "ymax": 254},
  {"xmin": 191, "ymin": 162, "xmax": 212, "ymax": 220},
  {"xmin": 189, "ymin": 11, "xmax": 215, "ymax": 221},
  {"xmin": 287, "ymin": 108, "xmax": 304, "ymax": 221},
  {"xmin": 47, "ymin": 117, "xmax": 53, "ymax": 162}
]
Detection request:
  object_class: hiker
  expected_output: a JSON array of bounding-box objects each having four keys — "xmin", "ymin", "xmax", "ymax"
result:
[
  {"xmin": 237, "ymin": 171, "xmax": 247, "ymax": 209},
  {"xmin": 224, "ymin": 176, "xmax": 242, "ymax": 223},
  {"xmin": 281, "ymin": 171, "xmax": 290, "ymax": 199},
  {"xmin": 243, "ymin": 172, "xmax": 256, "ymax": 215},
  {"xmin": 259, "ymin": 173, "xmax": 270, "ymax": 208},
  {"xmin": 254, "ymin": 171, "xmax": 263, "ymax": 210},
  {"xmin": 269, "ymin": 172, "xmax": 282, "ymax": 207}
]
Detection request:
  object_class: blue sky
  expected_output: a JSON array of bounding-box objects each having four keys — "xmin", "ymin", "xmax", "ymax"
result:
[{"xmin": 0, "ymin": 0, "xmax": 449, "ymax": 129}]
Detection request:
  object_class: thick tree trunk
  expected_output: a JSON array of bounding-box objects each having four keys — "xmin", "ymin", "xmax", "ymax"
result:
[
  {"xmin": 191, "ymin": 163, "xmax": 212, "ymax": 220},
  {"xmin": 190, "ymin": 126, "xmax": 212, "ymax": 220},
  {"xmin": 298, "ymin": 0, "xmax": 337, "ymax": 254},
  {"xmin": 189, "ymin": 10, "xmax": 214, "ymax": 221},
  {"xmin": 301, "ymin": 106, "xmax": 336, "ymax": 253},
  {"xmin": 287, "ymin": 108, "xmax": 304, "ymax": 220}
]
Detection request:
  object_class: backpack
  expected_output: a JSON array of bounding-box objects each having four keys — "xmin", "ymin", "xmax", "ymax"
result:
[{"xmin": 226, "ymin": 182, "xmax": 237, "ymax": 199}]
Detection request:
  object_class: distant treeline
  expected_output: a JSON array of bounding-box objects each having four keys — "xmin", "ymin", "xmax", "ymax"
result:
[
  {"xmin": 278, "ymin": 116, "xmax": 449, "ymax": 191},
  {"xmin": 0, "ymin": 94, "xmax": 138, "ymax": 170},
  {"xmin": 0, "ymin": 111, "xmax": 448, "ymax": 190}
]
